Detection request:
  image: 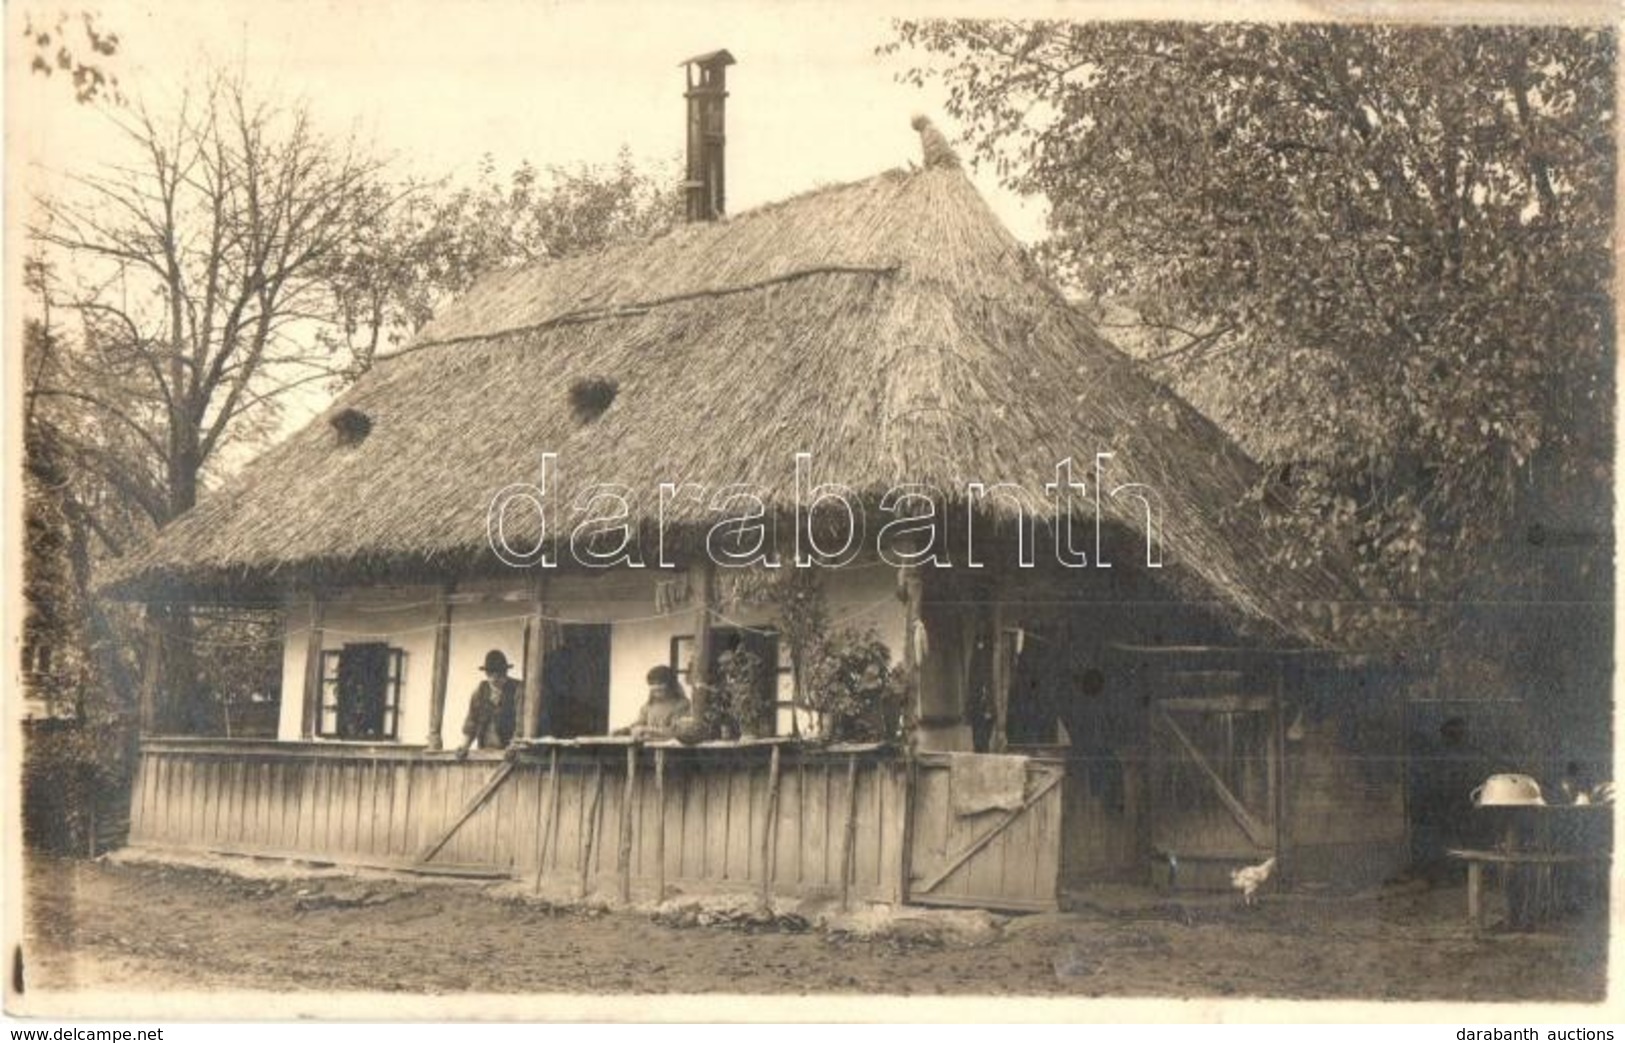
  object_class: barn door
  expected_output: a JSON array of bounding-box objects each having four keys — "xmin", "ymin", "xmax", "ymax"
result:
[
  {"xmin": 1150, "ymin": 693, "xmax": 1279, "ymax": 857},
  {"xmin": 906, "ymin": 754, "xmax": 1066, "ymax": 912}
]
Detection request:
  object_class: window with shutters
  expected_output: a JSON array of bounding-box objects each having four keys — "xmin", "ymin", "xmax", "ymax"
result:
[{"xmin": 318, "ymin": 642, "xmax": 404, "ymax": 740}]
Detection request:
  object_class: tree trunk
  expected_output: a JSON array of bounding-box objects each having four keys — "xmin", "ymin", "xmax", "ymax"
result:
[{"xmin": 157, "ymin": 440, "xmax": 203, "ymax": 733}]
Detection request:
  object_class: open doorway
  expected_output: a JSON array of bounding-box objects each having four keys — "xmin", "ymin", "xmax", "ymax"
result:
[{"xmin": 542, "ymin": 624, "xmax": 611, "ymax": 738}]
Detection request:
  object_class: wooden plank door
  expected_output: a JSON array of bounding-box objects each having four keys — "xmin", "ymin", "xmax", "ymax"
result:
[
  {"xmin": 1150, "ymin": 694, "xmax": 1277, "ymax": 859},
  {"xmin": 906, "ymin": 755, "xmax": 1065, "ymax": 912}
]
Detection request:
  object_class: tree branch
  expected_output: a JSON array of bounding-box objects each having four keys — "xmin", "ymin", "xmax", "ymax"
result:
[{"xmin": 28, "ymin": 386, "xmax": 169, "ymax": 460}]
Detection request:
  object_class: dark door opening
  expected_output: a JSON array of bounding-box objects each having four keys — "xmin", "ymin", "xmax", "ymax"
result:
[{"xmin": 542, "ymin": 624, "xmax": 611, "ymax": 738}]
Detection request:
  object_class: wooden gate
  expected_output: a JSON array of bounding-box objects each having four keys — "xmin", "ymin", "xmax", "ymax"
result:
[
  {"xmin": 1149, "ymin": 689, "xmax": 1280, "ymax": 871},
  {"xmin": 905, "ymin": 753, "xmax": 1066, "ymax": 912}
]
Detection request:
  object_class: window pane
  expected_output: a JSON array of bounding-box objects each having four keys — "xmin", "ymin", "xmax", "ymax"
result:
[
  {"xmin": 670, "ymin": 635, "xmax": 694, "ymax": 683},
  {"xmin": 335, "ymin": 643, "xmax": 391, "ymax": 740}
]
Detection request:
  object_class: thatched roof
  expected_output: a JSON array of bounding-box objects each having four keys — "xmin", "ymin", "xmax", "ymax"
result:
[{"xmin": 107, "ymin": 143, "xmax": 1354, "ymax": 640}]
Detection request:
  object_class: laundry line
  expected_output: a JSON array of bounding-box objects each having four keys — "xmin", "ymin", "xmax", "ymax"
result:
[{"xmin": 171, "ymin": 595, "xmax": 900, "ymax": 649}]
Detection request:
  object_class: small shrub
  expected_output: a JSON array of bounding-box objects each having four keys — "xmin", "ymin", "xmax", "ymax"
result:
[
  {"xmin": 806, "ymin": 628, "xmax": 908, "ymax": 743},
  {"xmin": 716, "ymin": 648, "xmax": 770, "ymax": 738}
]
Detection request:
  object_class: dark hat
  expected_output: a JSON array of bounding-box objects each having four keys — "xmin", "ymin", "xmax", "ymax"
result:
[
  {"xmin": 482, "ymin": 650, "xmax": 512, "ymax": 674},
  {"xmin": 646, "ymin": 664, "xmax": 676, "ymax": 686}
]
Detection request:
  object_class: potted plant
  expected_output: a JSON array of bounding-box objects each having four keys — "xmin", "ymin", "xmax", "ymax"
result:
[
  {"xmin": 768, "ymin": 569, "xmax": 829, "ymax": 737},
  {"xmin": 806, "ymin": 627, "xmax": 908, "ymax": 743},
  {"xmin": 716, "ymin": 647, "xmax": 770, "ymax": 739}
]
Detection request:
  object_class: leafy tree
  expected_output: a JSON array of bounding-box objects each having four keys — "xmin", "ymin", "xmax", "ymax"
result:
[
  {"xmin": 885, "ymin": 21, "xmax": 1614, "ymax": 603},
  {"xmin": 22, "ymin": 7, "xmax": 121, "ymax": 104},
  {"xmin": 340, "ymin": 150, "xmax": 681, "ymax": 350}
]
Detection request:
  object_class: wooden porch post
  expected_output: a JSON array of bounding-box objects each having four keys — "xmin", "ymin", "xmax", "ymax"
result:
[
  {"xmin": 522, "ymin": 573, "xmax": 550, "ymax": 740},
  {"xmin": 688, "ymin": 559, "xmax": 717, "ymax": 727},
  {"xmin": 990, "ymin": 595, "xmax": 1009, "ymax": 754},
  {"xmin": 899, "ymin": 565, "xmax": 924, "ymax": 727},
  {"xmin": 137, "ymin": 603, "xmax": 164, "ymax": 736},
  {"xmin": 1272, "ymin": 654, "xmax": 1290, "ymax": 873},
  {"xmin": 300, "ymin": 590, "xmax": 326, "ymax": 739},
  {"xmin": 913, "ymin": 569, "xmax": 974, "ymax": 751},
  {"xmin": 426, "ymin": 582, "xmax": 455, "ymax": 750}
]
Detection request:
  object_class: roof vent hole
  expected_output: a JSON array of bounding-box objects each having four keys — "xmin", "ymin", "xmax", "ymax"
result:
[
  {"xmin": 330, "ymin": 408, "xmax": 372, "ymax": 446},
  {"xmin": 570, "ymin": 378, "xmax": 619, "ymax": 423}
]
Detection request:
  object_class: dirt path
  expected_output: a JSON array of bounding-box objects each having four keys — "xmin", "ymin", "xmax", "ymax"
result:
[{"xmin": 16, "ymin": 854, "xmax": 1611, "ymax": 1005}]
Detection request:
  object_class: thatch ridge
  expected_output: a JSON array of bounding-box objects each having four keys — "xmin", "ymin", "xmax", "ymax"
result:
[{"xmin": 107, "ymin": 161, "xmax": 1355, "ymax": 641}]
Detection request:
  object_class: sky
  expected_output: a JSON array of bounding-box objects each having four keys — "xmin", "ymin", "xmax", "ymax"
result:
[
  {"xmin": 13, "ymin": 0, "xmax": 1615, "ymax": 306},
  {"xmin": 4, "ymin": 0, "xmax": 1074, "ymax": 449},
  {"xmin": 7, "ymin": 0, "xmax": 1615, "ymax": 447},
  {"xmin": 9, "ymin": 0, "xmax": 1056, "ymax": 240}
]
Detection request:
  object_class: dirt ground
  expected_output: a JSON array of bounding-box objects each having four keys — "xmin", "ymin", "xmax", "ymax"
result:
[{"xmin": 13, "ymin": 852, "xmax": 1613, "ymax": 1008}]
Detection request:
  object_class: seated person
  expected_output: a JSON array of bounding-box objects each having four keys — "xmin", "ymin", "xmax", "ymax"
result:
[{"xmin": 613, "ymin": 665, "xmax": 693, "ymax": 740}]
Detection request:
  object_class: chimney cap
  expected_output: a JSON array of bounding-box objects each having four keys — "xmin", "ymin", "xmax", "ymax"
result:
[{"xmin": 679, "ymin": 49, "xmax": 736, "ymax": 68}]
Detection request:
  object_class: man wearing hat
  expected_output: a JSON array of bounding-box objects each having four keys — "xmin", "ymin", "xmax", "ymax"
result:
[{"xmin": 456, "ymin": 649, "xmax": 521, "ymax": 758}]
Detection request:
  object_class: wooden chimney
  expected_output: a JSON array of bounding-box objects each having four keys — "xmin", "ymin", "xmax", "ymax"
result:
[{"xmin": 681, "ymin": 49, "xmax": 735, "ymax": 222}]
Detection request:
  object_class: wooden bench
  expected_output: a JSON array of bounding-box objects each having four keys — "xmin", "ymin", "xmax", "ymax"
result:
[{"xmin": 1446, "ymin": 847, "xmax": 1607, "ymax": 929}]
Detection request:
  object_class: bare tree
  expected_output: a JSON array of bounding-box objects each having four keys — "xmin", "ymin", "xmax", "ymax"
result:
[
  {"xmin": 28, "ymin": 74, "xmax": 401, "ymax": 730},
  {"xmin": 27, "ymin": 67, "xmax": 682, "ymax": 734},
  {"xmin": 31, "ymin": 75, "xmax": 398, "ymax": 523}
]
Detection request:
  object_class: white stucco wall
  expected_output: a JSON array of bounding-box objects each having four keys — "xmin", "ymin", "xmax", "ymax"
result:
[
  {"xmin": 276, "ymin": 564, "xmax": 909, "ymax": 743},
  {"xmin": 278, "ymin": 588, "xmax": 441, "ymax": 742}
]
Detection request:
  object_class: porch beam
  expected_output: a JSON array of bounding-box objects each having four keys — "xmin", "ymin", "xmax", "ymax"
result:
[
  {"xmin": 299, "ymin": 591, "xmax": 326, "ymax": 740},
  {"xmin": 521, "ymin": 574, "xmax": 550, "ymax": 740},
  {"xmin": 137, "ymin": 604, "xmax": 164, "ymax": 736},
  {"xmin": 688, "ymin": 559, "xmax": 717, "ymax": 728},
  {"xmin": 1272, "ymin": 657, "xmax": 1289, "ymax": 877},
  {"xmin": 898, "ymin": 564, "xmax": 924, "ymax": 724},
  {"xmin": 426, "ymin": 582, "xmax": 455, "ymax": 750},
  {"xmin": 990, "ymin": 598, "xmax": 1009, "ymax": 754}
]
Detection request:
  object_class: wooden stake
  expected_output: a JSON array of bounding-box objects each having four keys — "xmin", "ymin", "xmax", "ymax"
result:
[
  {"xmin": 618, "ymin": 745, "xmax": 638, "ymax": 904},
  {"xmin": 839, "ymin": 753, "xmax": 860, "ymax": 911},
  {"xmin": 897, "ymin": 755, "xmax": 918, "ymax": 904},
  {"xmin": 533, "ymin": 747, "xmax": 558, "ymax": 894},
  {"xmin": 580, "ymin": 760, "xmax": 605, "ymax": 900},
  {"xmin": 760, "ymin": 744, "xmax": 782, "ymax": 909},
  {"xmin": 546, "ymin": 748, "xmax": 565, "ymax": 877},
  {"xmin": 654, "ymin": 748, "xmax": 668, "ymax": 901}
]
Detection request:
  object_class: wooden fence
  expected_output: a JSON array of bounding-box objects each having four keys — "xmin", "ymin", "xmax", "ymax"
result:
[{"xmin": 129, "ymin": 738, "xmax": 1068, "ymax": 910}]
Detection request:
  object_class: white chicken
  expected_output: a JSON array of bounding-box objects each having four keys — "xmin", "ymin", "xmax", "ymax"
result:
[{"xmin": 1231, "ymin": 856, "xmax": 1277, "ymax": 906}]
